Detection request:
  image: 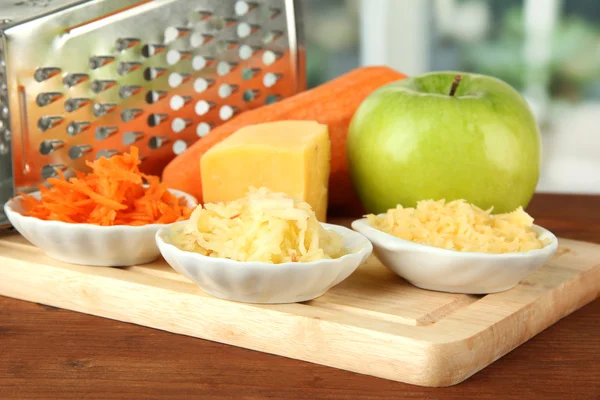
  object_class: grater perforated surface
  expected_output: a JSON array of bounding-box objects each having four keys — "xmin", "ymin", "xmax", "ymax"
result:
[{"xmin": 0, "ymin": 0, "xmax": 304, "ymax": 228}]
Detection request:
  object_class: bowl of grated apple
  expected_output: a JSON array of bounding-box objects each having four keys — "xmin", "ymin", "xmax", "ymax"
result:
[{"xmin": 156, "ymin": 187, "xmax": 372, "ymax": 304}]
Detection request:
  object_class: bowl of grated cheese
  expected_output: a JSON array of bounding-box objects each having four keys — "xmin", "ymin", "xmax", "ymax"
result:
[
  {"xmin": 155, "ymin": 187, "xmax": 373, "ymax": 303},
  {"xmin": 351, "ymin": 199, "xmax": 558, "ymax": 294}
]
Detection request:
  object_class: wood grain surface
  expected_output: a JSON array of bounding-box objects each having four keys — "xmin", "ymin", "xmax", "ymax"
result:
[{"xmin": 1, "ymin": 193, "xmax": 599, "ymax": 400}]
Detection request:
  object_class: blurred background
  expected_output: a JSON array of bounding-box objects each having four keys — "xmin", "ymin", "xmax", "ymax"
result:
[{"xmin": 303, "ymin": 0, "xmax": 600, "ymax": 194}]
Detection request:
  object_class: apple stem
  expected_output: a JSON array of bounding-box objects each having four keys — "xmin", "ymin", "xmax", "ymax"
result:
[{"xmin": 449, "ymin": 74, "xmax": 463, "ymax": 97}]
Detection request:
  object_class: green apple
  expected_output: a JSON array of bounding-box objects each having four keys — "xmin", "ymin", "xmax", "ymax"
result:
[{"xmin": 347, "ymin": 71, "xmax": 541, "ymax": 214}]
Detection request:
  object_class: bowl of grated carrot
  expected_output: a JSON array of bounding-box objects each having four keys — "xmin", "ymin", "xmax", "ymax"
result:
[{"xmin": 3, "ymin": 146, "xmax": 197, "ymax": 267}]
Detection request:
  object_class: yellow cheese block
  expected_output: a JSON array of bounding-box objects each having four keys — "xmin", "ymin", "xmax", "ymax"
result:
[{"xmin": 200, "ymin": 120, "xmax": 331, "ymax": 221}]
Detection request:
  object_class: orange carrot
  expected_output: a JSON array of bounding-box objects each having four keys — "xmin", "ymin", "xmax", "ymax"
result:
[
  {"xmin": 15, "ymin": 146, "xmax": 192, "ymax": 226},
  {"xmin": 161, "ymin": 66, "xmax": 407, "ymax": 216}
]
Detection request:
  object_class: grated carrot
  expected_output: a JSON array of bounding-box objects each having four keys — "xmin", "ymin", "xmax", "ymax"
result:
[{"xmin": 14, "ymin": 146, "xmax": 193, "ymax": 226}]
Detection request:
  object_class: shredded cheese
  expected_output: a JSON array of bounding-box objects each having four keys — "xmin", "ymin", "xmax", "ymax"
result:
[
  {"xmin": 171, "ymin": 187, "xmax": 346, "ymax": 263},
  {"xmin": 367, "ymin": 199, "xmax": 548, "ymax": 254}
]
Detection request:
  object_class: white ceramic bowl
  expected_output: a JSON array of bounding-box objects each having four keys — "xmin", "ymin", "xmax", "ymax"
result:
[
  {"xmin": 351, "ymin": 217, "xmax": 558, "ymax": 294},
  {"xmin": 156, "ymin": 222, "xmax": 373, "ymax": 303},
  {"xmin": 4, "ymin": 189, "xmax": 197, "ymax": 267}
]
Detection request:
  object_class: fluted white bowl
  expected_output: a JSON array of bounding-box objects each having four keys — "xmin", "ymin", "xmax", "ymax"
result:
[
  {"xmin": 156, "ymin": 222, "xmax": 373, "ymax": 304},
  {"xmin": 4, "ymin": 189, "xmax": 197, "ymax": 267},
  {"xmin": 351, "ymin": 217, "xmax": 558, "ymax": 294}
]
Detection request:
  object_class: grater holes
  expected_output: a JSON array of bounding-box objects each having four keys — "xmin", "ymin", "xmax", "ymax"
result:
[
  {"xmin": 219, "ymin": 105, "xmax": 238, "ymax": 121},
  {"xmin": 164, "ymin": 27, "xmax": 191, "ymax": 44},
  {"xmin": 242, "ymin": 67, "xmax": 260, "ymax": 80},
  {"xmin": 116, "ymin": 38, "xmax": 140, "ymax": 52},
  {"xmin": 263, "ymin": 72, "xmax": 282, "ymax": 88},
  {"xmin": 242, "ymin": 68, "xmax": 260, "ymax": 81},
  {"xmin": 147, "ymin": 113, "xmax": 168, "ymax": 127},
  {"xmin": 239, "ymin": 45, "xmax": 260, "ymax": 60},
  {"xmin": 237, "ymin": 23, "xmax": 251, "ymax": 38},
  {"xmin": 172, "ymin": 140, "xmax": 188, "ymax": 155},
  {"xmin": 64, "ymin": 98, "xmax": 91, "ymax": 113},
  {"xmin": 63, "ymin": 73, "xmax": 89, "ymax": 88},
  {"xmin": 192, "ymin": 55, "xmax": 214, "ymax": 71},
  {"xmin": 41, "ymin": 164, "xmax": 68, "ymax": 179},
  {"xmin": 34, "ymin": 67, "xmax": 61, "ymax": 82},
  {"xmin": 122, "ymin": 132, "xmax": 144, "ymax": 145},
  {"xmin": 170, "ymin": 95, "xmax": 191, "ymax": 111},
  {"xmin": 38, "ymin": 116, "xmax": 63, "ymax": 132},
  {"xmin": 168, "ymin": 73, "xmax": 190, "ymax": 88},
  {"xmin": 67, "ymin": 121, "xmax": 90, "ymax": 136},
  {"xmin": 68, "ymin": 145, "xmax": 92, "ymax": 160},
  {"xmin": 121, "ymin": 109, "xmax": 143, "ymax": 122},
  {"xmin": 117, "ymin": 62, "xmax": 142, "ymax": 76},
  {"xmin": 269, "ymin": 7, "xmax": 282, "ymax": 19},
  {"xmin": 93, "ymin": 103, "xmax": 116, "ymax": 117},
  {"xmin": 119, "ymin": 85, "xmax": 143, "ymax": 99},
  {"xmin": 239, "ymin": 45, "xmax": 252, "ymax": 60},
  {"xmin": 95, "ymin": 126, "xmax": 118, "ymax": 141},
  {"xmin": 39, "ymin": 139, "xmax": 64, "ymax": 155},
  {"xmin": 262, "ymin": 50, "xmax": 281, "ymax": 66},
  {"xmin": 234, "ymin": 1, "xmax": 258, "ymax": 16},
  {"xmin": 262, "ymin": 30, "xmax": 283, "ymax": 44},
  {"xmin": 89, "ymin": 56, "xmax": 115, "ymax": 70},
  {"xmin": 195, "ymin": 100, "xmax": 215, "ymax": 116},
  {"xmin": 91, "ymin": 80, "xmax": 116, "ymax": 94},
  {"xmin": 146, "ymin": 90, "xmax": 167, "ymax": 104},
  {"xmin": 96, "ymin": 150, "xmax": 119, "ymax": 159},
  {"xmin": 0, "ymin": 141, "xmax": 9, "ymax": 156},
  {"xmin": 171, "ymin": 118, "xmax": 192, "ymax": 133},
  {"xmin": 149, "ymin": 136, "xmax": 170, "ymax": 149},
  {"xmin": 190, "ymin": 33, "xmax": 214, "ymax": 48},
  {"xmin": 218, "ymin": 84, "xmax": 238, "ymax": 99},
  {"xmin": 216, "ymin": 40, "xmax": 240, "ymax": 52},
  {"xmin": 193, "ymin": 78, "xmax": 214, "ymax": 93},
  {"xmin": 242, "ymin": 89, "xmax": 259, "ymax": 102},
  {"xmin": 217, "ymin": 61, "xmax": 237, "ymax": 76},
  {"xmin": 265, "ymin": 94, "xmax": 281, "ymax": 104},
  {"xmin": 36, "ymin": 92, "xmax": 63, "ymax": 107},
  {"xmin": 166, "ymin": 50, "xmax": 191, "ymax": 65},
  {"xmin": 196, "ymin": 122, "xmax": 212, "ymax": 137},
  {"xmin": 237, "ymin": 23, "xmax": 259, "ymax": 38},
  {"xmin": 142, "ymin": 44, "xmax": 166, "ymax": 57},
  {"xmin": 144, "ymin": 67, "xmax": 167, "ymax": 81},
  {"xmin": 209, "ymin": 17, "xmax": 237, "ymax": 31}
]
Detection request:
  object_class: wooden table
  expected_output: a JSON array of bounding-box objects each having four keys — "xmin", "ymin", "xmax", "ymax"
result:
[{"xmin": 1, "ymin": 193, "xmax": 599, "ymax": 400}]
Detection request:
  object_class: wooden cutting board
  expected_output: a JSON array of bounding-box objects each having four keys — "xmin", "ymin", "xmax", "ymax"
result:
[{"xmin": 1, "ymin": 224, "xmax": 598, "ymax": 387}]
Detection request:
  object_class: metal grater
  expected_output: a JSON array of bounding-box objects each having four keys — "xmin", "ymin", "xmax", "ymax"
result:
[{"xmin": 0, "ymin": 0, "xmax": 305, "ymax": 229}]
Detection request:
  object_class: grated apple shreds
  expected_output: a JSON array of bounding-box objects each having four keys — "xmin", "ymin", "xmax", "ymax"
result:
[
  {"xmin": 171, "ymin": 187, "xmax": 346, "ymax": 263},
  {"xmin": 367, "ymin": 199, "xmax": 549, "ymax": 254}
]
